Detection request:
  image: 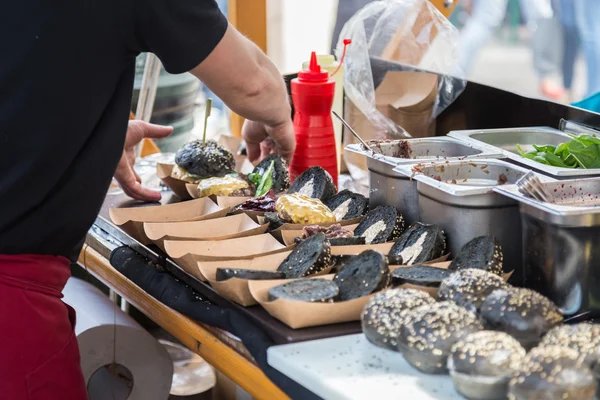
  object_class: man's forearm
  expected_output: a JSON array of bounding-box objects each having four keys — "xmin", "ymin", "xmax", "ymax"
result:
[{"xmin": 190, "ymin": 24, "xmax": 291, "ymax": 128}]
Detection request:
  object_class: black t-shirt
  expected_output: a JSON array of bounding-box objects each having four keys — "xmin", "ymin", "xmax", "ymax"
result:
[{"xmin": 0, "ymin": 1, "xmax": 228, "ymax": 261}]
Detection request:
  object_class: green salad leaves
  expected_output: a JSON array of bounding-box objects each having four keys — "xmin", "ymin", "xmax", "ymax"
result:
[
  {"xmin": 517, "ymin": 134, "xmax": 600, "ymax": 169},
  {"xmin": 248, "ymin": 160, "xmax": 275, "ymax": 197}
]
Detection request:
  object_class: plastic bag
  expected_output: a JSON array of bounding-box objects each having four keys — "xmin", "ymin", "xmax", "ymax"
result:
[{"xmin": 335, "ymin": 0, "xmax": 466, "ymax": 140}]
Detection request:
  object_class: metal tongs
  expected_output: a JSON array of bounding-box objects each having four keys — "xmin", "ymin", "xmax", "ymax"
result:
[
  {"xmin": 516, "ymin": 171, "xmax": 553, "ymax": 203},
  {"xmin": 331, "ymin": 111, "xmax": 373, "ymax": 154}
]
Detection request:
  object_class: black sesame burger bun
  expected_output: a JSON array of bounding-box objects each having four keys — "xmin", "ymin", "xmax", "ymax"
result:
[
  {"xmin": 354, "ymin": 206, "xmax": 404, "ymax": 244},
  {"xmin": 390, "ymin": 265, "xmax": 452, "ymax": 288},
  {"xmin": 264, "ymin": 212, "xmax": 286, "ymax": 230},
  {"xmin": 267, "ymin": 278, "xmax": 339, "ymax": 302},
  {"xmin": 449, "ymin": 330, "xmax": 526, "ymax": 377},
  {"xmin": 333, "ymin": 250, "xmax": 390, "ymax": 301},
  {"xmin": 508, "ymin": 346, "xmax": 596, "ymax": 400},
  {"xmin": 480, "ymin": 288, "xmax": 563, "ymax": 350},
  {"xmin": 388, "ymin": 222, "xmax": 446, "ymax": 265},
  {"xmin": 448, "ymin": 330, "xmax": 526, "ymax": 400},
  {"xmin": 325, "ymin": 190, "xmax": 368, "ymax": 221},
  {"xmin": 277, "ymin": 233, "xmax": 332, "ymax": 278},
  {"xmin": 215, "ymin": 268, "xmax": 286, "ymax": 282},
  {"xmin": 438, "ymin": 268, "xmax": 508, "ymax": 314},
  {"xmin": 287, "ymin": 166, "xmax": 336, "ymax": 202},
  {"xmin": 449, "ymin": 235, "xmax": 504, "ymax": 276},
  {"xmin": 174, "ymin": 139, "xmax": 236, "ymax": 178},
  {"xmin": 398, "ymin": 301, "xmax": 483, "ymax": 374},
  {"xmin": 252, "ymin": 154, "xmax": 290, "ymax": 193},
  {"xmin": 540, "ymin": 323, "xmax": 600, "ymax": 367},
  {"xmin": 361, "ymin": 288, "xmax": 435, "ymax": 351}
]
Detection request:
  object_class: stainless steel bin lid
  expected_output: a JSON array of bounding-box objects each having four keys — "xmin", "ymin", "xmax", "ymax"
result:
[
  {"xmin": 448, "ymin": 126, "xmax": 600, "ymax": 178},
  {"xmin": 495, "ymin": 178, "xmax": 600, "ymax": 227},
  {"xmin": 345, "ymin": 136, "xmax": 502, "ymax": 166},
  {"xmin": 394, "ymin": 159, "xmax": 555, "ymax": 207}
]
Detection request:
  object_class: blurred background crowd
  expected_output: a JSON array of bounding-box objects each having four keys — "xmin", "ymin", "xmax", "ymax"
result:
[
  {"xmin": 451, "ymin": 0, "xmax": 599, "ymax": 103},
  {"xmin": 176, "ymin": 0, "xmax": 600, "ymax": 144}
]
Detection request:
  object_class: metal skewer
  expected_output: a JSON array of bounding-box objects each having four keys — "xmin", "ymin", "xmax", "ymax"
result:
[
  {"xmin": 331, "ymin": 110, "xmax": 373, "ymax": 153},
  {"xmin": 516, "ymin": 171, "xmax": 553, "ymax": 203}
]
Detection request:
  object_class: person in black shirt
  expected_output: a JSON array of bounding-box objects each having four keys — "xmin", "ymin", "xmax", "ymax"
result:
[{"xmin": 0, "ymin": 1, "xmax": 294, "ymax": 398}]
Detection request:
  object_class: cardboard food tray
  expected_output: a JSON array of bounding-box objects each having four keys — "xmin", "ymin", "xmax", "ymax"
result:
[
  {"xmin": 229, "ymin": 208, "xmax": 268, "ymax": 223},
  {"xmin": 281, "ymin": 224, "xmax": 359, "ymax": 246},
  {"xmin": 249, "ymin": 261, "xmax": 509, "ymax": 329},
  {"xmin": 164, "ymin": 234, "xmax": 294, "ymax": 279},
  {"xmin": 109, "ymin": 197, "xmax": 228, "ymax": 245},
  {"xmin": 199, "ymin": 251, "xmax": 447, "ymax": 308},
  {"xmin": 143, "ymin": 213, "xmax": 268, "ymax": 251},
  {"xmin": 184, "ymin": 183, "xmax": 252, "ymax": 208},
  {"xmin": 157, "ymin": 163, "xmax": 192, "ymax": 200},
  {"xmin": 199, "ymin": 251, "xmax": 333, "ymax": 307},
  {"xmin": 249, "ymin": 274, "xmax": 376, "ymax": 329},
  {"xmin": 261, "ymin": 216, "xmax": 363, "ymax": 242}
]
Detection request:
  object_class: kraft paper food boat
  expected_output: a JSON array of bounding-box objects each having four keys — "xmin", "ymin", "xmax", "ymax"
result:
[
  {"xmin": 197, "ymin": 251, "xmax": 291, "ymax": 289},
  {"xmin": 249, "ymin": 262, "xmax": 511, "ymax": 329},
  {"xmin": 156, "ymin": 162, "xmax": 192, "ymax": 200},
  {"xmin": 184, "ymin": 182, "xmax": 252, "ymax": 208},
  {"xmin": 164, "ymin": 234, "xmax": 293, "ymax": 279},
  {"xmin": 196, "ymin": 251, "xmax": 332, "ymax": 307},
  {"xmin": 143, "ymin": 213, "xmax": 269, "ymax": 251},
  {"xmin": 199, "ymin": 246, "xmax": 449, "ymax": 307},
  {"xmin": 260, "ymin": 216, "xmax": 363, "ymax": 242},
  {"xmin": 280, "ymin": 224, "xmax": 359, "ymax": 247},
  {"xmin": 109, "ymin": 197, "xmax": 228, "ymax": 245}
]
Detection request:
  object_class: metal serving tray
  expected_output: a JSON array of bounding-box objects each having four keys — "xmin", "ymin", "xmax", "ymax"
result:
[
  {"xmin": 346, "ymin": 136, "xmax": 502, "ymax": 174},
  {"xmin": 346, "ymin": 137, "xmax": 503, "ymax": 225},
  {"xmin": 495, "ymin": 178, "xmax": 600, "ymax": 316},
  {"xmin": 394, "ymin": 159, "xmax": 555, "ymax": 282},
  {"xmin": 449, "ymin": 126, "xmax": 600, "ymax": 178}
]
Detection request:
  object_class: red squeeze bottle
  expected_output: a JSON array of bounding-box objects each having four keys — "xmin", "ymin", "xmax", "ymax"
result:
[{"xmin": 289, "ymin": 52, "xmax": 338, "ymax": 188}]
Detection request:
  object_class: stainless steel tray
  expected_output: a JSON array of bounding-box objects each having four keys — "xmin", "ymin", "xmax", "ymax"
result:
[
  {"xmin": 346, "ymin": 136, "xmax": 501, "ymax": 172},
  {"xmin": 394, "ymin": 159, "xmax": 554, "ymax": 205},
  {"xmin": 346, "ymin": 137, "xmax": 503, "ymax": 225},
  {"xmin": 495, "ymin": 178, "xmax": 600, "ymax": 226},
  {"xmin": 494, "ymin": 177, "xmax": 600, "ymax": 316},
  {"xmin": 448, "ymin": 126, "xmax": 600, "ymax": 178}
]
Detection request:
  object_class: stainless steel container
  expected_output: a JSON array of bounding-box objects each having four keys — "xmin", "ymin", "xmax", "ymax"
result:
[
  {"xmin": 345, "ymin": 137, "xmax": 502, "ymax": 225},
  {"xmin": 394, "ymin": 159, "xmax": 555, "ymax": 282},
  {"xmin": 495, "ymin": 179, "xmax": 600, "ymax": 315},
  {"xmin": 449, "ymin": 126, "xmax": 600, "ymax": 179}
]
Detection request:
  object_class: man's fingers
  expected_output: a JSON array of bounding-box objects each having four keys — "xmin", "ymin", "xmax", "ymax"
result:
[
  {"xmin": 267, "ymin": 122, "xmax": 296, "ymax": 163},
  {"xmin": 140, "ymin": 122, "xmax": 173, "ymax": 139},
  {"xmin": 260, "ymin": 140, "xmax": 275, "ymax": 161},
  {"xmin": 242, "ymin": 120, "xmax": 268, "ymax": 162},
  {"xmin": 242, "ymin": 119, "xmax": 296, "ymax": 163},
  {"xmin": 246, "ymin": 142, "xmax": 262, "ymax": 163},
  {"xmin": 122, "ymin": 182, "xmax": 162, "ymax": 202},
  {"xmin": 117, "ymin": 172, "xmax": 162, "ymax": 202},
  {"xmin": 125, "ymin": 120, "xmax": 173, "ymax": 147},
  {"xmin": 134, "ymin": 169, "xmax": 142, "ymax": 184},
  {"xmin": 114, "ymin": 158, "xmax": 161, "ymax": 202}
]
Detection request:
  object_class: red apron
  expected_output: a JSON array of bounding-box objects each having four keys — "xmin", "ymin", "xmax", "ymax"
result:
[{"xmin": 0, "ymin": 254, "xmax": 88, "ymax": 400}]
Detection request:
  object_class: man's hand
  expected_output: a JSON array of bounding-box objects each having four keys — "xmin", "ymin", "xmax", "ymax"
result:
[
  {"xmin": 114, "ymin": 120, "xmax": 173, "ymax": 202},
  {"xmin": 242, "ymin": 119, "xmax": 295, "ymax": 163}
]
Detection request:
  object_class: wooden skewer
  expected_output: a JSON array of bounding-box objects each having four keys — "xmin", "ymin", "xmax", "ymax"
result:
[
  {"xmin": 134, "ymin": 53, "xmax": 163, "ymax": 158},
  {"xmin": 202, "ymin": 98, "xmax": 213, "ymax": 146}
]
